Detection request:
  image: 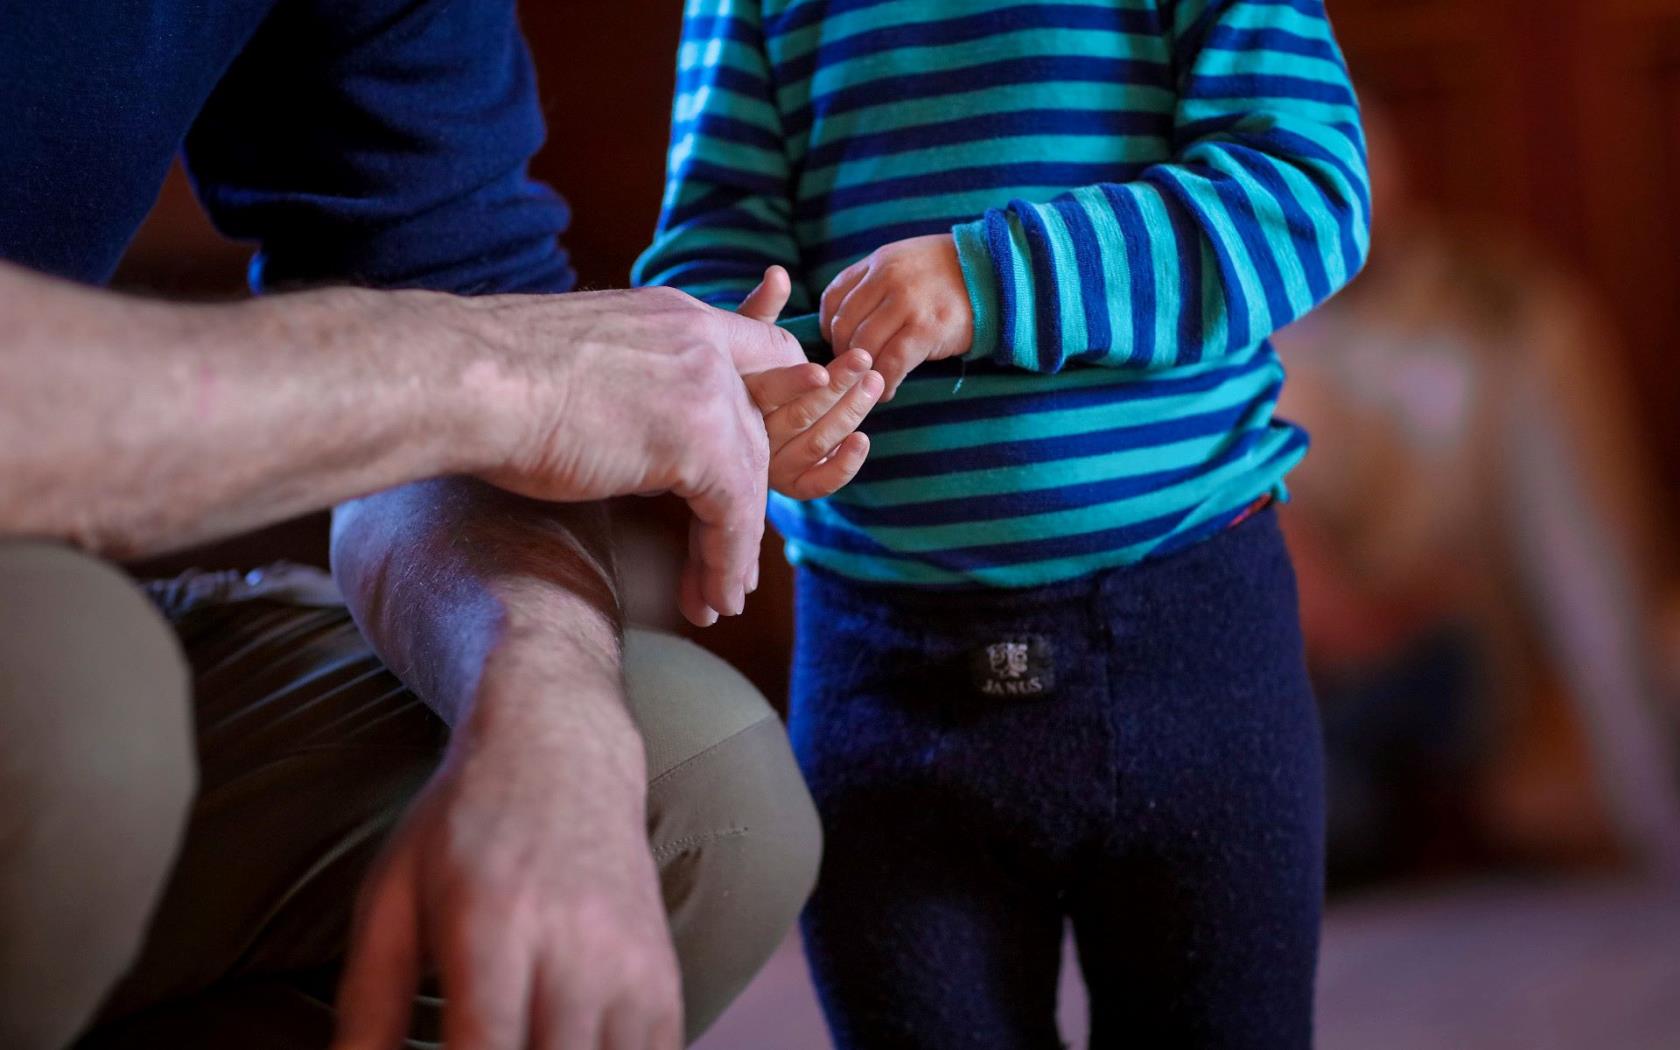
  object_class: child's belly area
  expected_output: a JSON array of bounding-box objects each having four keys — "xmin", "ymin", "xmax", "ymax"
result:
[
  {"xmin": 771, "ymin": 346, "xmax": 1310, "ymax": 587},
  {"xmin": 853, "ymin": 350, "xmax": 1290, "ymax": 502}
]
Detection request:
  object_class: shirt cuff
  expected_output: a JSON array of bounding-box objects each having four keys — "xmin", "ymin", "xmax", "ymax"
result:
[
  {"xmin": 952, "ymin": 219, "xmax": 1002, "ymax": 363},
  {"xmin": 776, "ymin": 312, "xmax": 832, "ymax": 362}
]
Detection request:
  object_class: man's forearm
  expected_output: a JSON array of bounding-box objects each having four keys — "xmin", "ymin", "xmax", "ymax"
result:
[
  {"xmin": 0, "ymin": 261, "xmax": 498, "ymax": 558},
  {"xmin": 5, "ymin": 258, "xmax": 806, "ymax": 637},
  {"xmin": 330, "ymin": 477, "xmax": 629, "ymax": 734}
]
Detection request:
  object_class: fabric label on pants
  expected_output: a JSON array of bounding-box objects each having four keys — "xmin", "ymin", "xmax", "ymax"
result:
[{"xmin": 969, "ymin": 635, "xmax": 1056, "ymax": 699}]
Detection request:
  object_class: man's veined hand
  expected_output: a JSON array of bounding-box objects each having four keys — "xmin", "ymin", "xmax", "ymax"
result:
[{"xmin": 455, "ymin": 286, "xmax": 804, "ymax": 626}]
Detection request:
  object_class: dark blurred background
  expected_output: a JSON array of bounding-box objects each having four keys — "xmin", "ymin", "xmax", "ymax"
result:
[{"xmin": 116, "ymin": 2, "xmax": 1680, "ymax": 1045}]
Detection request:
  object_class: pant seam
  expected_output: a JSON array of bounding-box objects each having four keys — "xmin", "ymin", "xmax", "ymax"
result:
[
  {"xmin": 650, "ymin": 826, "xmax": 751, "ymax": 864},
  {"xmin": 647, "ymin": 713, "xmax": 777, "ymax": 791}
]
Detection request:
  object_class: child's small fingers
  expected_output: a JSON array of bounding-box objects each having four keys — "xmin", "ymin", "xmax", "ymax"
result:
[
  {"xmin": 873, "ymin": 332, "xmax": 926, "ymax": 403},
  {"xmin": 786, "ymin": 432, "xmax": 871, "ymax": 500},
  {"xmin": 829, "ymin": 277, "xmax": 887, "ymax": 356},
  {"xmin": 765, "ymin": 349, "xmax": 873, "ymax": 450},
  {"xmin": 847, "ymin": 309, "xmax": 905, "ymax": 363},
  {"xmin": 819, "ymin": 260, "xmax": 868, "ymax": 341},
  {"xmin": 827, "ymin": 347, "xmax": 876, "ymax": 378},
  {"xmin": 770, "ymin": 370, "xmax": 883, "ymax": 482},
  {"xmin": 744, "ymin": 362, "xmax": 827, "ymax": 413}
]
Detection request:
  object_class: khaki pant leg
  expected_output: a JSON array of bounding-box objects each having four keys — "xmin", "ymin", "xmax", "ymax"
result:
[
  {"xmin": 0, "ymin": 543, "xmax": 194, "ymax": 1050},
  {"xmin": 70, "ymin": 592, "xmax": 815, "ymax": 1049},
  {"xmin": 624, "ymin": 630, "xmax": 821, "ymax": 1043}
]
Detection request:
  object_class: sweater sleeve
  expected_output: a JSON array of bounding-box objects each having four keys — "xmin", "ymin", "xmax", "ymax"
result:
[
  {"xmin": 954, "ymin": 0, "xmax": 1371, "ymax": 372},
  {"xmin": 182, "ymin": 0, "xmax": 574, "ymax": 296},
  {"xmin": 631, "ymin": 0, "xmax": 810, "ymax": 314}
]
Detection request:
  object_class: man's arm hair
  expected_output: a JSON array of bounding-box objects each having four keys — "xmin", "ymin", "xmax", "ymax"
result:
[
  {"xmin": 330, "ymin": 478, "xmax": 623, "ymax": 729},
  {"xmin": 0, "ymin": 260, "xmax": 489, "ymax": 559}
]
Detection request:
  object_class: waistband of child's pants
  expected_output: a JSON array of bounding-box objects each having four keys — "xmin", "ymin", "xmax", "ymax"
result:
[{"xmin": 795, "ymin": 503, "xmax": 1282, "ymax": 617}]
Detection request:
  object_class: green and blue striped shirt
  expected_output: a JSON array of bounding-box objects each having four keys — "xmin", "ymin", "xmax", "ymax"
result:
[{"xmin": 636, "ymin": 0, "xmax": 1371, "ymax": 587}]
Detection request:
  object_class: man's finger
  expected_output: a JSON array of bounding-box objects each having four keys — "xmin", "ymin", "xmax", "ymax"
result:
[
  {"xmin": 687, "ymin": 501, "xmax": 743, "ymax": 622},
  {"xmin": 437, "ymin": 905, "xmax": 536, "ymax": 1050},
  {"xmin": 723, "ymin": 312, "xmax": 806, "ymax": 375},
  {"xmin": 679, "ymin": 450, "xmax": 764, "ymax": 621},
  {"xmin": 595, "ymin": 998, "xmax": 667, "ymax": 1050},
  {"xmin": 530, "ymin": 958, "xmax": 606, "ymax": 1050},
  {"xmin": 787, "ymin": 432, "xmax": 871, "ymax": 500},
  {"xmin": 332, "ymin": 854, "xmax": 423, "ymax": 1050},
  {"xmin": 672, "ymin": 376, "xmax": 766, "ymax": 623},
  {"xmin": 819, "ymin": 259, "xmax": 869, "ymax": 341},
  {"xmin": 689, "ymin": 510, "xmax": 750, "ymax": 622},
  {"xmin": 645, "ymin": 1009, "xmax": 683, "ymax": 1050},
  {"xmin": 736, "ymin": 265, "xmax": 791, "ymax": 324},
  {"xmin": 744, "ymin": 362, "xmax": 827, "ymax": 414},
  {"xmin": 678, "ymin": 535, "xmax": 718, "ymax": 627}
]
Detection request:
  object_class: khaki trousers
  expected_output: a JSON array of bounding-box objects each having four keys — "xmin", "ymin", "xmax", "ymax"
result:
[{"xmin": 0, "ymin": 542, "xmax": 818, "ymax": 1049}]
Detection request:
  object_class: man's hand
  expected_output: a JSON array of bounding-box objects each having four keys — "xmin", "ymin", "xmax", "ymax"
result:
[
  {"xmin": 820, "ymin": 234, "xmax": 974, "ymax": 401},
  {"xmin": 0, "ymin": 264, "xmax": 794, "ymax": 623},
  {"xmin": 333, "ymin": 645, "xmax": 679, "ymax": 1050},
  {"xmin": 457, "ymin": 287, "xmax": 804, "ymax": 627},
  {"xmin": 736, "ymin": 266, "xmax": 880, "ymax": 500}
]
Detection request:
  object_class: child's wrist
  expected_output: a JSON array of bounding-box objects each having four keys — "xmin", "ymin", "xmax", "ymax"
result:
[{"xmin": 952, "ymin": 221, "xmax": 1002, "ymax": 361}]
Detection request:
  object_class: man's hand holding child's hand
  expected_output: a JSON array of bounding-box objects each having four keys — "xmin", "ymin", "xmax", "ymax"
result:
[
  {"xmin": 820, "ymin": 233, "xmax": 974, "ymax": 401},
  {"xmin": 738, "ymin": 265, "xmax": 883, "ymax": 500},
  {"xmin": 730, "ymin": 234, "xmax": 973, "ymax": 500}
]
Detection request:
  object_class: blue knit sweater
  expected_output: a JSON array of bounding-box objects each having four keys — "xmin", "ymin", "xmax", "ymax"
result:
[{"xmin": 1, "ymin": 0, "xmax": 571, "ymax": 296}]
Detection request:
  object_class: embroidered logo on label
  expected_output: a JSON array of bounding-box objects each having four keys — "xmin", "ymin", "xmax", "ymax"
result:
[
  {"xmin": 970, "ymin": 635, "xmax": 1055, "ymax": 699},
  {"xmin": 987, "ymin": 642, "xmax": 1030, "ymax": 679}
]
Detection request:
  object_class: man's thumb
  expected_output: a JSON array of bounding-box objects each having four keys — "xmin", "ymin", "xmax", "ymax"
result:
[{"xmin": 737, "ymin": 265, "xmax": 791, "ymax": 323}]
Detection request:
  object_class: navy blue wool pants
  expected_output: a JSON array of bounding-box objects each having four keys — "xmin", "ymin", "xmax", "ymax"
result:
[{"xmin": 789, "ymin": 510, "xmax": 1324, "ymax": 1050}]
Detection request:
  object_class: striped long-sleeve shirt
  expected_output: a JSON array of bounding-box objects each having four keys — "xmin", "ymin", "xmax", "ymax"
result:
[{"xmin": 635, "ymin": 0, "xmax": 1371, "ymax": 588}]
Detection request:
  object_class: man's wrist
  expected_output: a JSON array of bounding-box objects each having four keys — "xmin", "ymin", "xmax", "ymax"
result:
[
  {"xmin": 289, "ymin": 286, "xmax": 559, "ymax": 484},
  {"xmin": 376, "ymin": 288, "xmax": 544, "ymax": 481},
  {"xmin": 466, "ymin": 557, "xmax": 631, "ymax": 736},
  {"xmin": 462, "ymin": 615, "xmax": 646, "ymax": 803},
  {"xmin": 408, "ymin": 288, "xmax": 595, "ymax": 485}
]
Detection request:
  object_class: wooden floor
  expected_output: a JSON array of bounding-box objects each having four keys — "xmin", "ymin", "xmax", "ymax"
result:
[{"xmin": 695, "ymin": 878, "xmax": 1680, "ymax": 1050}]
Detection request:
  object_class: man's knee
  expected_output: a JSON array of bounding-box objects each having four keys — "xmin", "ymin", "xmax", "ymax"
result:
[
  {"xmin": 0, "ymin": 542, "xmax": 195, "ymax": 1049},
  {"xmin": 623, "ymin": 630, "xmax": 820, "ymax": 892},
  {"xmin": 624, "ymin": 630, "xmax": 821, "ymax": 1039}
]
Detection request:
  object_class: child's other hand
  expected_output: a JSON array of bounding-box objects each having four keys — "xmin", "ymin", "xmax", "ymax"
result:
[
  {"xmin": 739, "ymin": 266, "xmax": 882, "ymax": 500},
  {"xmin": 819, "ymin": 234, "xmax": 974, "ymax": 401}
]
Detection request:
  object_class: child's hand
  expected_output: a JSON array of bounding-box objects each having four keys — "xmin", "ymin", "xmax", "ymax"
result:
[
  {"xmin": 819, "ymin": 234, "xmax": 974, "ymax": 401},
  {"xmin": 738, "ymin": 266, "xmax": 882, "ymax": 500}
]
